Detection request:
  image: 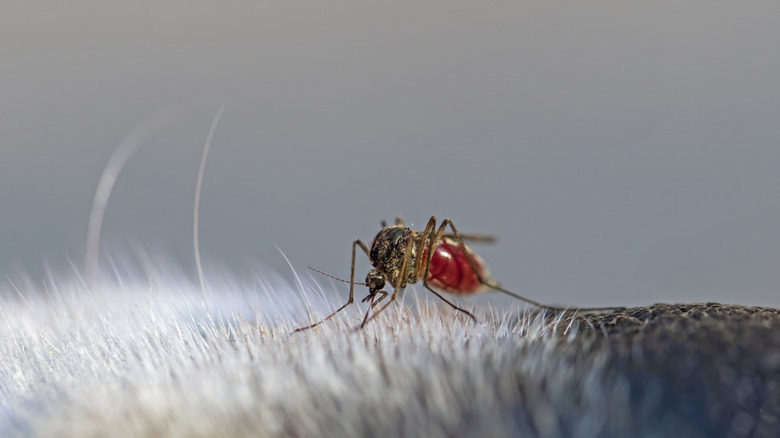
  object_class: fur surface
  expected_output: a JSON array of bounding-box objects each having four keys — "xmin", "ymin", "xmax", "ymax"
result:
[{"xmin": 1, "ymin": 268, "xmax": 779, "ymax": 438}]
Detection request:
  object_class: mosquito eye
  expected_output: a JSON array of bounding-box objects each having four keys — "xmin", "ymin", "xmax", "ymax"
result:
[{"xmin": 366, "ymin": 276, "xmax": 385, "ymax": 291}]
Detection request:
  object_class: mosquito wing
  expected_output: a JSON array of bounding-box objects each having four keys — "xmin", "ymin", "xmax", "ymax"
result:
[{"xmin": 442, "ymin": 233, "xmax": 497, "ymax": 244}]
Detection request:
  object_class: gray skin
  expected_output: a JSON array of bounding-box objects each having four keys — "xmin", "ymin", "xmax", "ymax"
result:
[{"xmin": 558, "ymin": 303, "xmax": 780, "ymax": 437}]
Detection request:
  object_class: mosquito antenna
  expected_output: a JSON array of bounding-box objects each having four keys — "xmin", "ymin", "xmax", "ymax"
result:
[{"xmin": 307, "ymin": 266, "xmax": 366, "ymax": 286}]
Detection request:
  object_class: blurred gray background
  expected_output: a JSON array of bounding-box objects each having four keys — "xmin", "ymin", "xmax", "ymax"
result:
[{"xmin": 1, "ymin": 0, "xmax": 779, "ymax": 308}]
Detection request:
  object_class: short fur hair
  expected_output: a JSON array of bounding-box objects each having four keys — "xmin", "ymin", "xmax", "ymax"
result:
[{"xmin": 2, "ymin": 269, "xmax": 778, "ymax": 438}]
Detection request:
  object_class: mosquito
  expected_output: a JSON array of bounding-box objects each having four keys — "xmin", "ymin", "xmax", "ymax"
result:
[{"xmin": 293, "ymin": 216, "xmax": 623, "ymax": 332}]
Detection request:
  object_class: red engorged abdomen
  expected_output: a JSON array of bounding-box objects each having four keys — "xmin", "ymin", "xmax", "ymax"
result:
[{"xmin": 425, "ymin": 239, "xmax": 488, "ymax": 294}]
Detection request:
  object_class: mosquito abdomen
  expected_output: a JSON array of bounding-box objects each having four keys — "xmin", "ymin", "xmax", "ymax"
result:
[{"xmin": 426, "ymin": 238, "xmax": 488, "ymax": 294}]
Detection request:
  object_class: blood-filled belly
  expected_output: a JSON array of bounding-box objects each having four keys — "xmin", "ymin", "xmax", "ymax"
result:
[{"xmin": 425, "ymin": 238, "xmax": 488, "ymax": 294}]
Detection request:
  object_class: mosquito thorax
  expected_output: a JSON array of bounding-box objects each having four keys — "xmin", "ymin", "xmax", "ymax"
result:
[
  {"xmin": 368, "ymin": 225, "xmax": 416, "ymax": 286},
  {"xmin": 368, "ymin": 226, "xmax": 409, "ymax": 266}
]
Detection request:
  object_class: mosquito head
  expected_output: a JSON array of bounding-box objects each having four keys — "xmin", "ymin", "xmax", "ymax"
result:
[{"xmin": 365, "ymin": 268, "xmax": 385, "ymax": 292}]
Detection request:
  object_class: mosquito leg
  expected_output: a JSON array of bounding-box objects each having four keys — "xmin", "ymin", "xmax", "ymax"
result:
[
  {"xmin": 292, "ymin": 239, "xmax": 371, "ymax": 333},
  {"xmin": 422, "ymin": 285, "xmax": 477, "ymax": 322},
  {"xmin": 380, "ymin": 217, "xmax": 405, "ymax": 228},
  {"xmin": 443, "ymin": 219, "xmax": 625, "ymax": 313},
  {"xmin": 411, "ymin": 216, "xmax": 438, "ymax": 282},
  {"xmin": 412, "ymin": 217, "xmax": 478, "ymax": 322}
]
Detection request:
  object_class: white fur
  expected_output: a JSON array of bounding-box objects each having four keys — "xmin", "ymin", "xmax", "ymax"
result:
[{"xmin": 0, "ymin": 263, "xmax": 624, "ymax": 438}]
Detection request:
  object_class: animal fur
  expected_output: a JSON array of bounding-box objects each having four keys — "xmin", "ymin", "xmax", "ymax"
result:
[{"xmin": 1, "ymin": 268, "xmax": 778, "ymax": 438}]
